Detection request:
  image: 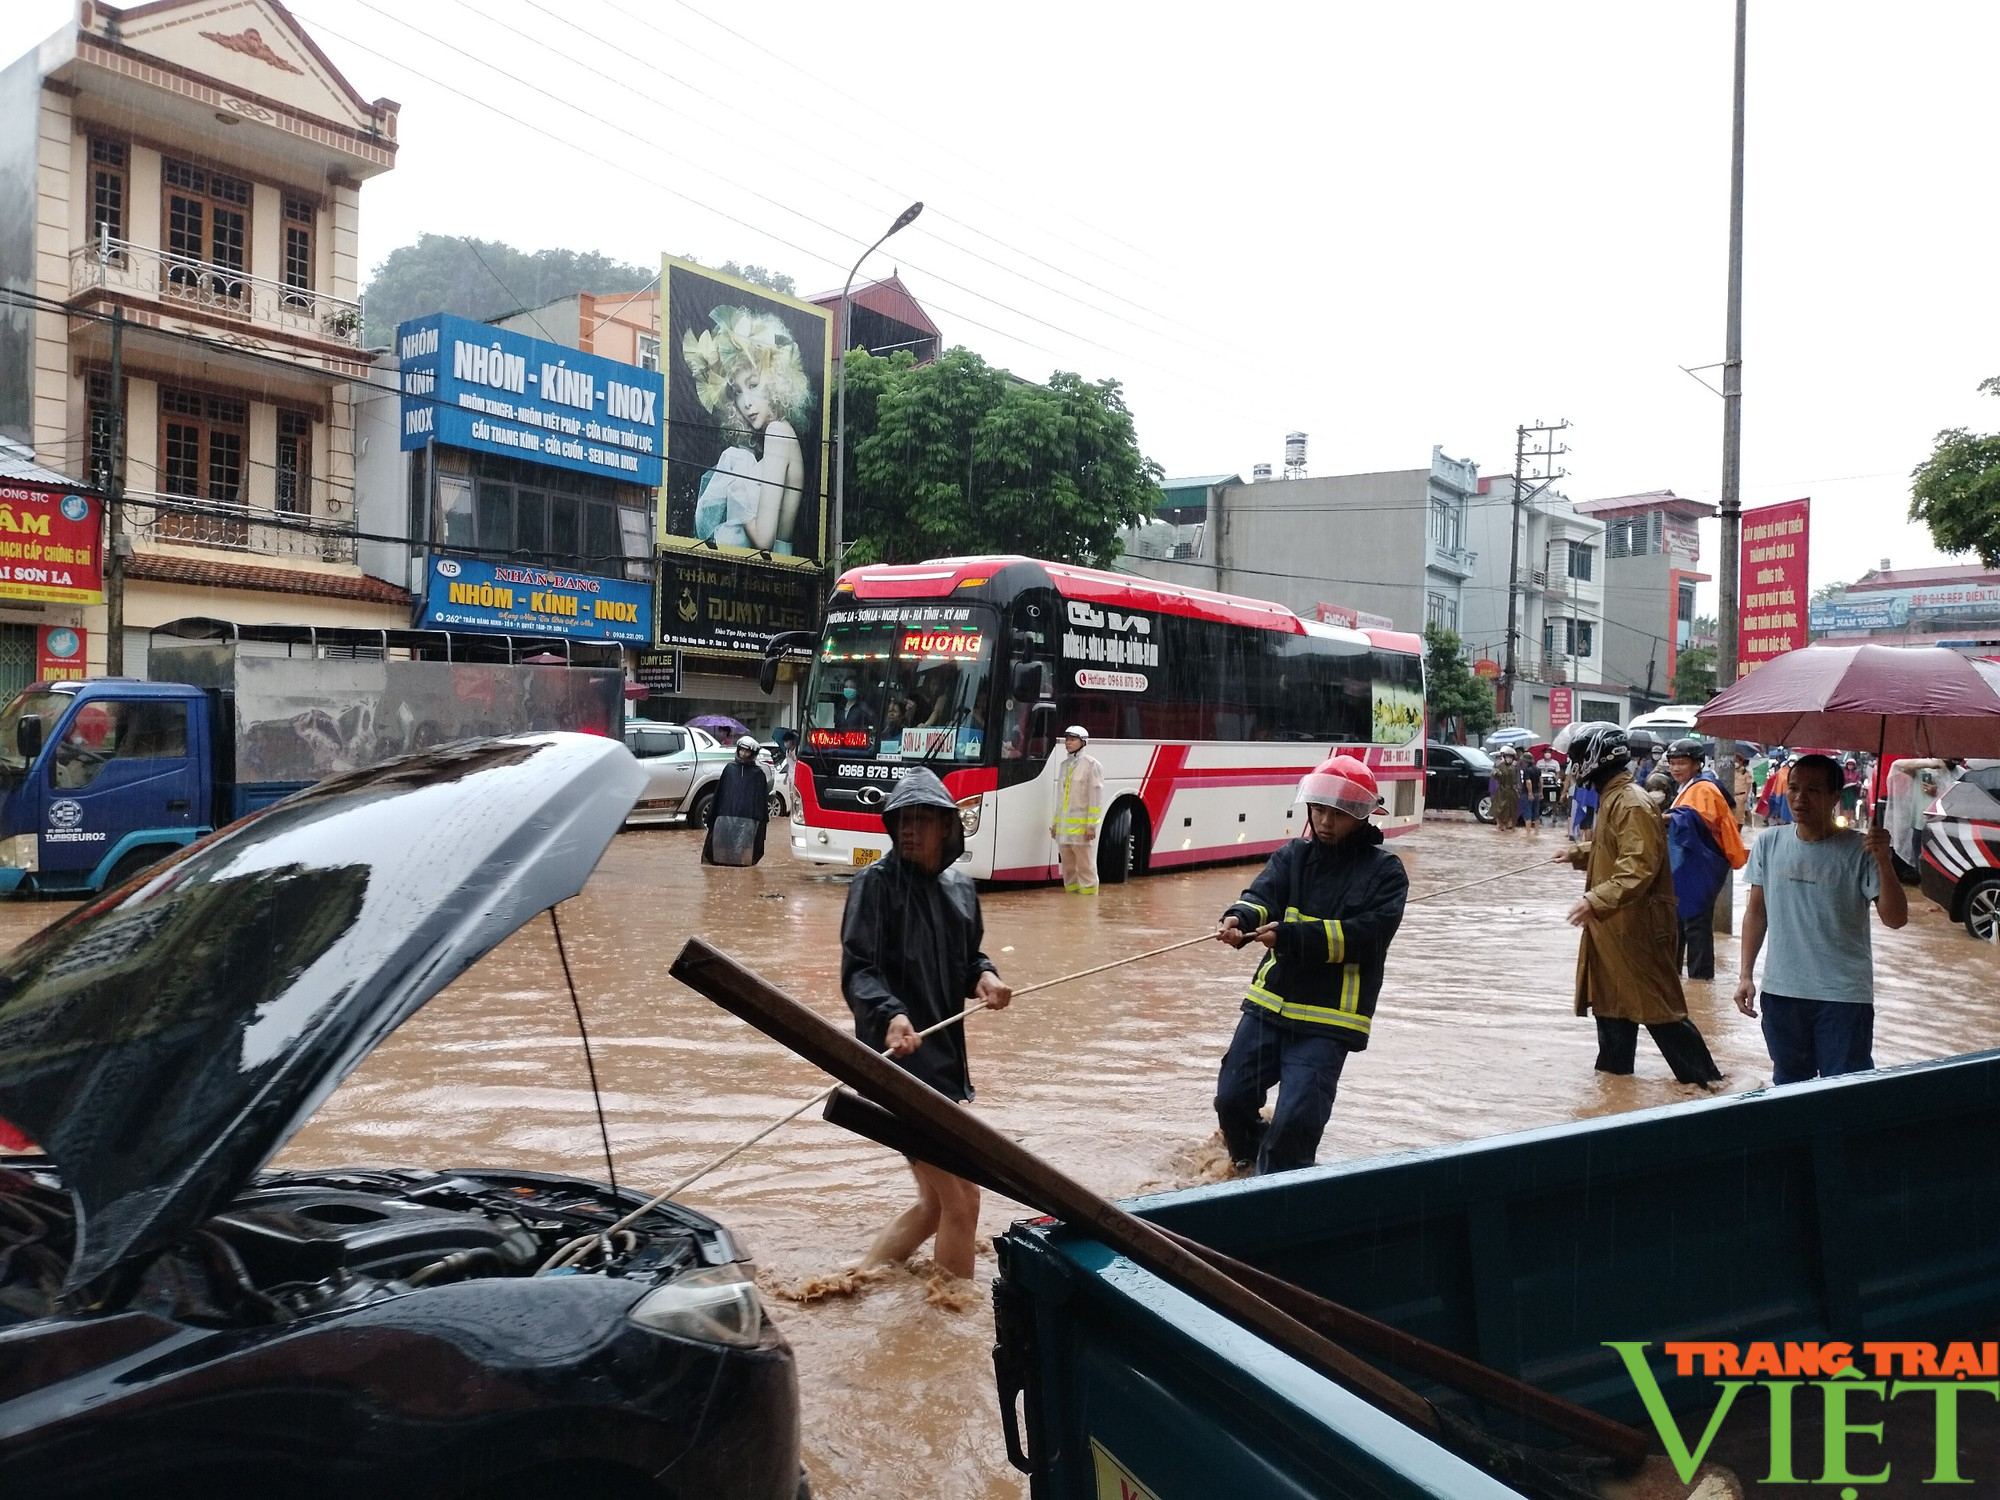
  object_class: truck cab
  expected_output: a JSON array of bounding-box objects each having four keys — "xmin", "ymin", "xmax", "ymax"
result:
[{"xmin": 0, "ymin": 679, "xmax": 209, "ymax": 895}]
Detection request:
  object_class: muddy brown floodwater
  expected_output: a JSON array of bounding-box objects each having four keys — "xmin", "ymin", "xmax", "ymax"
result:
[{"xmin": 3, "ymin": 817, "xmax": 1996, "ymax": 1497}]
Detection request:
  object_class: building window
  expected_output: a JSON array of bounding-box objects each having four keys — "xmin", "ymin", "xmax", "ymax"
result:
[
  {"xmin": 1566, "ymin": 541, "xmax": 1595, "ymax": 581},
  {"xmin": 162, "ymin": 159, "xmax": 250, "ymax": 302},
  {"xmin": 282, "ymin": 196, "xmax": 313, "ymax": 306},
  {"xmin": 1431, "ymin": 498, "xmax": 1462, "ymax": 553},
  {"xmin": 1544, "ymin": 617, "xmax": 1595, "ymax": 661},
  {"xmin": 159, "ymin": 388, "xmax": 248, "ymax": 545},
  {"xmin": 462, "ymin": 455, "xmax": 650, "ymax": 579},
  {"xmin": 88, "ymin": 138, "xmax": 126, "ymax": 253},
  {"xmin": 636, "ymin": 332, "xmax": 661, "ymax": 372},
  {"xmin": 87, "ymin": 370, "xmax": 119, "ymax": 491},
  {"xmin": 1426, "ymin": 590, "xmax": 1456, "ymax": 632},
  {"xmin": 276, "ymin": 410, "xmax": 312, "ymax": 516}
]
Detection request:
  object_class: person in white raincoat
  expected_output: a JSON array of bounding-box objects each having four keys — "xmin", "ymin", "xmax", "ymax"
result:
[{"xmin": 1050, "ymin": 725, "xmax": 1105, "ymax": 894}]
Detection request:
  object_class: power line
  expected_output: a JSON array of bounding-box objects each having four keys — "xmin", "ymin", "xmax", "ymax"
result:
[
  {"xmin": 580, "ymin": 0, "xmax": 1227, "ymax": 355},
  {"xmin": 460, "ymin": 236, "xmax": 561, "ymax": 343},
  {"xmin": 306, "ymin": 1, "xmax": 1220, "ymax": 391},
  {"xmin": 648, "ymin": 0, "xmax": 1188, "ymax": 301}
]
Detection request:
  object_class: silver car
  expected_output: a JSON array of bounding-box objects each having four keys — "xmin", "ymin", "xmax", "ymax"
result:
[{"xmin": 623, "ymin": 720, "xmax": 781, "ymax": 827}]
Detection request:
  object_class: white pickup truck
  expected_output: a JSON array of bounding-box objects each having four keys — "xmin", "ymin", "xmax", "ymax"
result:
[{"xmin": 621, "ymin": 719, "xmax": 780, "ymax": 828}]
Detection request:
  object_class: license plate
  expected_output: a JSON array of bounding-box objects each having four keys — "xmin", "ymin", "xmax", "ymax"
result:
[{"xmin": 852, "ymin": 848, "xmax": 880, "ymax": 867}]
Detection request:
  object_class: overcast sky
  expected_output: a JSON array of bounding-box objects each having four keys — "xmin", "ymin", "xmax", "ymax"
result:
[{"xmin": 10, "ymin": 0, "xmax": 1997, "ymax": 607}]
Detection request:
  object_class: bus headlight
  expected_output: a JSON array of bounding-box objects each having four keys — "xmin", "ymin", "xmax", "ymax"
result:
[
  {"xmin": 791, "ymin": 801, "xmax": 805, "ymax": 825},
  {"xmin": 956, "ymin": 795, "xmax": 983, "ymax": 836},
  {"xmin": 0, "ymin": 834, "xmax": 37, "ymax": 871}
]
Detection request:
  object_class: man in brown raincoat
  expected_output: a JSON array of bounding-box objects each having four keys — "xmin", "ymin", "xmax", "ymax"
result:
[{"xmin": 1557, "ymin": 724, "xmax": 1723, "ymax": 1084}]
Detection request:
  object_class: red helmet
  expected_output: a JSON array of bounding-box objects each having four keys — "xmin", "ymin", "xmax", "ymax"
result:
[{"xmin": 1296, "ymin": 754, "xmax": 1380, "ymax": 818}]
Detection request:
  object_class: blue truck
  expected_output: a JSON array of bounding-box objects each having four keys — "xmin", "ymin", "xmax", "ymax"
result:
[
  {"xmin": 0, "ymin": 619, "xmax": 624, "ymax": 896},
  {"xmin": 993, "ymin": 1050, "xmax": 2000, "ymax": 1497}
]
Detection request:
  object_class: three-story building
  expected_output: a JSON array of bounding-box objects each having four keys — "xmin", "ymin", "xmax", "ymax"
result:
[{"xmin": 0, "ymin": 0, "xmax": 407, "ymax": 676}]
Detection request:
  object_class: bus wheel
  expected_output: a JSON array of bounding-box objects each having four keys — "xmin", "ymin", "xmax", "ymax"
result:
[{"xmin": 1098, "ymin": 803, "xmax": 1142, "ymax": 885}]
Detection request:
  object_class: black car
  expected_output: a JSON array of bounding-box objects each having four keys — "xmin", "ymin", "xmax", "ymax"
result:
[
  {"xmin": 1424, "ymin": 740, "xmax": 1496, "ymax": 822},
  {"xmin": 0, "ymin": 735, "xmax": 799, "ymax": 1500}
]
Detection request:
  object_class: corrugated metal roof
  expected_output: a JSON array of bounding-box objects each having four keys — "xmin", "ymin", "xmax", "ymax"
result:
[
  {"xmin": 1847, "ymin": 563, "xmax": 1999, "ymax": 591},
  {"xmin": 1574, "ymin": 489, "xmax": 1716, "ymax": 519},
  {"xmin": 0, "ymin": 438, "xmax": 84, "ymax": 490},
  {"xmin": 1162, "ymin": 474, "xmax": 1241, "ymax": 490}
]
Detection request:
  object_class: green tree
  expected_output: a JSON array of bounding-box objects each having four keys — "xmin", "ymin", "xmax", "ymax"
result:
[
  {"xmin": 1910, "ymin": 375, "xmax": 2000, "ymax": 565},
  {"xmin": 359, "ymin": 238, "xmax": 796, "ymax": 347},
  {"xmin": 1423, "ymin": 623, "xmax": 1496, "ymax": 741},
  {"xmin": 840, "ymin": 347, "xmax": 1162, "ymax": 566},
  {"xmin": 1671, "ymin": 644, "xmax": 1717, "ymax": 703},
  {"xmin": 361, "ymin": 235, "xmax": 656, "ymax": 346}
]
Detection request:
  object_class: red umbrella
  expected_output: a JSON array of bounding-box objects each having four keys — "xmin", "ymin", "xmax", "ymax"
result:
[{"xmin": 1696, "ymin": 646, "xmax": 2000, "ymax": 822}]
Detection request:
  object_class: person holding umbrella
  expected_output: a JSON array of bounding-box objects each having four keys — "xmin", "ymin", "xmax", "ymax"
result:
[{"xmin": 1733, "ymin": 754, "xmax": 1907, "ymax": 1083}]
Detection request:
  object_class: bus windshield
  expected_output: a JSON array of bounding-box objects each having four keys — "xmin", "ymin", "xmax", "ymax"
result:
[{"xmin": 805, "ymin": 608, "xmax": 996, "ymax": 763}]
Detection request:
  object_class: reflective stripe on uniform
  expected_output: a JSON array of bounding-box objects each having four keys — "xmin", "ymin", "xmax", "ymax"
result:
[
  {"xmin": 1280, "ymin": 905, "xmax": 1345, "ymax": 965},
  {"xmin": 1245, "ymin": 955, "xmax": 1370, "ymax": 1034}
]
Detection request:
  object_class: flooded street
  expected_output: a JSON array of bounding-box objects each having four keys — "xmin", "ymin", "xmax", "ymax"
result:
[{"xmin": 6, "ymin": 816, "xmax": 1997, "ymax": 1497}]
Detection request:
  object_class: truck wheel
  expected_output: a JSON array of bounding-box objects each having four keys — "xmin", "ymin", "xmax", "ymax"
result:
[
  {"xmin": 104, "ymin": 845, "xmax": 169, "ymax": 890},
  {"xmin": 1097, "ymin": 803, "xmax": 1140, "ymax": 885},
  {"xmin": 688, "ymin": 787, "xmax": 717, "ymax": 829},
  {"xmin": 1963, "ymin": 874, "xmax": 2000, "ymax": 942},
  {"xmin": 1473, "ymin": 793, "xmax": 1494, "ymax": 824}
]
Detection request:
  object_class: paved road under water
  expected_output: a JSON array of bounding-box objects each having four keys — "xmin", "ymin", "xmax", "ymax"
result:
[{"xmin": 5, "ymin": 817, "xmax": 1994, "ymax": 1496}]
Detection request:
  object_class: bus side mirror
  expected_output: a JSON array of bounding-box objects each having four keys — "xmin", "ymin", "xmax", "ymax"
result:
[
  {"xmin": 1012, "ymin": 662, "xmax": 1049, "ymax": 700},
  {"xmin": 15, "ymin": 715, "xmax": 42, "ymax": 763},
  {"xmin": 757, "ymin": 658, "xmax": 779, "ymax": 696}
]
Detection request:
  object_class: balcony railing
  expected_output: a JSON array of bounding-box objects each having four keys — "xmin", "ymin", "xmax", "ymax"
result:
[
  {"xmin": 69, "ymin": 234, "xmax": 365, "ymax": 348},
  {"xmin": 124, "ymin": 490, "xmax": 359, "ymax": 565}
]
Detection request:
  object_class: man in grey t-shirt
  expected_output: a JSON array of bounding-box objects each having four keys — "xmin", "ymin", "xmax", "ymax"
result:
[{"xmin": 1733, "ymin": 753, "xmax": 1908, "ymax": 1083}]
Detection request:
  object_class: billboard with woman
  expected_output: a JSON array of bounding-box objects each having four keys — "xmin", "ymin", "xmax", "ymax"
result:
[{"xmin": 660, "ymin": 256, "xmax": 832, "ymax": 568}]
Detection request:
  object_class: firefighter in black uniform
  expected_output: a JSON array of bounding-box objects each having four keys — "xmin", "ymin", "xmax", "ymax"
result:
[{"xmin": 1213, "ymin": 754, "xmax": 1410, "ymax": 1175}]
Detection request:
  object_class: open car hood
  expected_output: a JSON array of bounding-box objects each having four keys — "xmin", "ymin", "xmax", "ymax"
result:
[{"xmin": 0, "ymin": 733, "xmax": 644, "ymax": 1291}]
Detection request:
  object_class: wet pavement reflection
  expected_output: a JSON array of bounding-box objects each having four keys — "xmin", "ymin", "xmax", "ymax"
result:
[{"xmin": 4, "ymin": 816, "xmax": 1994, "ymax": 1497}]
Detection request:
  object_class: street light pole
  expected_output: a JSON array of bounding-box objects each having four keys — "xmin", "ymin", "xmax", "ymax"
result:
[
  {"xmin": 832, "ymin": 201, "xmax": 922, "ymax": 567},
  {"xmin": 1716, "ymin": 0, "xmax": 1747, "ymax": 687}
]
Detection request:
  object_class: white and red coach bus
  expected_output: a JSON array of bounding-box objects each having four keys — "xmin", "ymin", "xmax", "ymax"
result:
[{"xmin": 776, "ymin": 556, "xmax": 1426, "ymax": 881}]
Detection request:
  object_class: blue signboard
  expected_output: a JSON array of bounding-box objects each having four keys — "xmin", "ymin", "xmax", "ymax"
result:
[
  {"xmin": 397, "ymin": 312, "xmax": 664, "ymax": 486},
  {"xmin": 1809, "ymin": 595, "xmax": 1912, "ymax": 634},
  {"xmin": 418, "ymin": 556, "xmax": 654, "ymax": 645}
]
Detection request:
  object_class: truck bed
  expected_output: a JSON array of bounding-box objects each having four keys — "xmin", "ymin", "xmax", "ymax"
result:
[{"xmin": 994, "ymin": 1051, "xmax": 2000, "ymax": 1497}]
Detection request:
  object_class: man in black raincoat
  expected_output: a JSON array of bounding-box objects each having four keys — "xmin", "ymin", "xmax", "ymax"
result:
[
  {"xmin": 699, "ymin": 736, "xmax": 770, "ymax": 866},
  {"xmin": 1214, "ymin": 754, "xmax": 1409, "ymax": 1175},
  {"xmin": 842, "ymin": 768, "xmax": 1011, "ymax": 1280}
]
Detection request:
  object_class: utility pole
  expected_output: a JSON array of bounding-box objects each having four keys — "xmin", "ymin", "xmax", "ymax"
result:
[
  {"xmin": 104, "ymin": 307, "xmax": 125, "ymax": 676},
  {"xmin": 1501, "ymin": 419, "xmax": 1570, "ymax": 719},
  {"xmin": 1716, "ymin": 0, "xmax": 1747, "ymax": 686}
]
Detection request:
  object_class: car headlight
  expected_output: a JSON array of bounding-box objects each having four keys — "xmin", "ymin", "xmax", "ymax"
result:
[
  {"xmin": 956, "ymin": 794, "xmax": 983, "ymax": 836},
  {"xmin": 629, "ymin": 1263, "xmax": 763, "ymax": 1348}
]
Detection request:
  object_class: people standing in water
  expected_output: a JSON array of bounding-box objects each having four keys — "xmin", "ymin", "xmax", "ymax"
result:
[
  {"xmin": 1558, "ymin": 724, "xmax": 1724, "ymax": 1086},
  {"xmin": 700, "ymin": 736, "xmax": 772, "ymax": 867},
  {"xmin": 1490, "ymin": 748, "xmax": 1520, "ymax": 831},
  {"xmin": 843, "ymin": 770, "xmax": 1012, "ymax": 1281}
]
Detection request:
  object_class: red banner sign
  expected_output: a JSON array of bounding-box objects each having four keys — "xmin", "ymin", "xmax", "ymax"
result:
[
  {"xmin": 0, "ymin": 481, "xmax": 102, "ymax": 605},
  {"xmin": 1549, "ymin": 685, "xmax": 1573, "ymax": 731},
  {"xmin": 1738, "ymin": 498, "xmax": 1810, "ymax": 678},
  {"xmin": 36, "ymin": 625, "xmax": 85, "ymax": 682}
]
